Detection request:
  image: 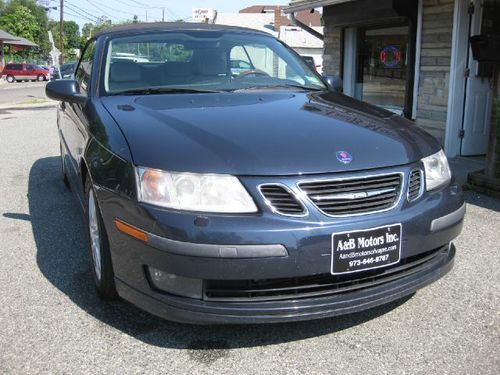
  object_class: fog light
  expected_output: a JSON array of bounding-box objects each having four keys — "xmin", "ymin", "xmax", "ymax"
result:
[{"xmin": 148, "ymin": 267, "xmax": 203, "ymax": 299}]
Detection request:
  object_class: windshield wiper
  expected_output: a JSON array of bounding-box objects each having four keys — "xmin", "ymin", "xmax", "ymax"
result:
[
  {"xmin": 230, "ymin": 84, "xmax": 324, "ymax": 92},
  {"xmin": 109, "ymin": 87, "xmax": 221, "ymax": 95}
]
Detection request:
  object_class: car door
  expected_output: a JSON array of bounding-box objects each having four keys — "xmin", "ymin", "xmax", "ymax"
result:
[
  {"xmin": 25, "ymin": 64, "xmax": 36, "ymax": 80},
  {"xmin": 59, "ymin": 39, "xmax": 97, "ymax": 205},
  {"xmin": 12, "ymin": 64, "xmax": 23, "ymax": 80}
]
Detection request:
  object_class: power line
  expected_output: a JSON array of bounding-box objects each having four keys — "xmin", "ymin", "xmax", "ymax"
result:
[
  {"xmin": 65, "ymin": 3, "xmax": 99, "ymax": 22},
  {"xmin": 71, "ymin": 0, "xmax": 141, "ymax": 18},
  {"xmin": 64, "ymin": 9, "xmax": 98, "ymax": 23},
  {"xmin": 113, "ymin": 0, "xmax": 181, "ymax": 20},
  {"xmin": 82, "ymin": 0, "xmax": 120, "ymax": 21}
]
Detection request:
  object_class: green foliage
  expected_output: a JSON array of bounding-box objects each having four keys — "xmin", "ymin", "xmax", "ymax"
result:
[
  {"xmin": 80, "ymin": 18, "xmax": 112, "ymax": 47},
  {"xmin": 0, "ymin": 0, "xmax": 51, "ymax": 57},
  {"xmin": 0, "ymin": 5, "xmax": 39, "ymax": 40},
  {"xmin": 48, "ymin": 20, "xmax": 80, "ymax": 59}
]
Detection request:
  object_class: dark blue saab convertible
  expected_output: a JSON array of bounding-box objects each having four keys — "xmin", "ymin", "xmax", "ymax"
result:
[{"xmin": 46, "ymin": 23, "xmax": 465, "ymax": 324}]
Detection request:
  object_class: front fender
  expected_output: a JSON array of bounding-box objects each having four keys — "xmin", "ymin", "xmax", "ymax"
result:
[{"xmin": 85, "ymin": 139, "xmax": 137, "ymax": 200}]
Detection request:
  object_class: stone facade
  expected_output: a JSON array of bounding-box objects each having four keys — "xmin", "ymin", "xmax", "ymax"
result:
[
  {"xmin": 415, "ymin": 0, "xmax": 455, "ymax": 142},
  {"xmin": 322, "ymin": 23, "xmax": 341, "ymax": 76},
  {"xmin": 320, "ymin": 0, "xmax": 455, "ymax": 143}
]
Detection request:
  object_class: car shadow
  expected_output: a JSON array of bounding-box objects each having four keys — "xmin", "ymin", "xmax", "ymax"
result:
[
  {"xmin": 16, "ymin": 157, "xmax": 414, "ymax": 351},
  {"xmin": 463, "ymin": 191, "xmax": 500, "ymax": 212}
]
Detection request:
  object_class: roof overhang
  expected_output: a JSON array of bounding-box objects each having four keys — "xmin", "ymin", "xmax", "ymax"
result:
[
  {"xmin": 4, "ymin": 37, "xmax": 39, "ymax": 48},
  {"xmin": 0, "ymin": 29, "xmax": 19, "ymax": 42},
  {"xmin": 284, "ymin": 0, "xmax": 356, "ymax": 13}
]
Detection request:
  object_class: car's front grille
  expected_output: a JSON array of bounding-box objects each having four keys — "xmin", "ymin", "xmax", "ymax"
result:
[
  {"xmin": 259, "ymin": 184, "xmax": 306, "ymax": 216},
  {"xmin": 298, "ymin": 173, "xmax": 402, "ymax": 216},
  {"xmin": 408, "ymin": 169, "xmax": 423, "ymax": 201},
  {"xmin": 204, "ymin": 245, "xmax": 449, "ymax": 302}
]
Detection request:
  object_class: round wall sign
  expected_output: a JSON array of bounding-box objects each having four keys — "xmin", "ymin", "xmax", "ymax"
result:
[{"xmin": 379, "ymin": 45, "xmax": 402, "ymax": 68}]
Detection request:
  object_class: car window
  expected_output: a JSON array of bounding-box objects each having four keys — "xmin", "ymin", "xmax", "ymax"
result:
[
  {"xmin": 103, "ymin": 32, "xmax": 325, "ymax": 94},
  {"xmin": 75, "ymin": 40, "xmax": 97, "ymax": 95},
  {"xmin": 26, "ymin": 65, "xmax": 34, "ymax": 71},
  {"xmin": 6, "ymin": 64, "xmax": 21, "ymax": 70}
]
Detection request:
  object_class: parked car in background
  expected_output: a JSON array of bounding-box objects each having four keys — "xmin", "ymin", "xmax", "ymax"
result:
[
  {"xmin": 301, "ymin": 55, "xmax": 319, "ymax": 72},
  {"xmin": 2, "ymin": 63, "xmax": 50, "ymax": 82},
  {"xmin": 46, "ymin": 23, "xmax": 464, "ymax": 324},
  {"xmin": 50, "ymin": 63, "xmax": 77, "ymax": 81}
]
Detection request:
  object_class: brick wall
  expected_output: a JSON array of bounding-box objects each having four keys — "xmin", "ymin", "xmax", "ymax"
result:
[{"xmin": 415, "ymin": 0, "xmax": 455, "ymax": 142}]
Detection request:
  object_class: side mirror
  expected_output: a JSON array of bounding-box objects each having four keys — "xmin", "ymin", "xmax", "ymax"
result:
[
  {"xmin": 324, "ymin": 75, "xmax": 343, "ymax": 93},
  {"xmin": 46, "ymin": 79, "xmax": 87, "ymax": 104}
]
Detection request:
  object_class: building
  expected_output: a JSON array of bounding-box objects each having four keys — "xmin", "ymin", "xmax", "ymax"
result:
[
  {"xmin": 0, "ymin": 29, "xmax": 39, "ymax": 70},
  {"xmin": 192, "ymin": 6, "xmax": 324, "ymax": 71},
  {"xmin": 286, "ymin": 0, "xmax": 499, "ymax": 157},
  {"xmin": 279, "ymin": 25, "xmax": 324, "ymax": 72}
]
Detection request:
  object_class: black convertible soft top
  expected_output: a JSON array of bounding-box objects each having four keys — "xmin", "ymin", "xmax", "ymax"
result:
[{"xmin": 94, "ymin": 22, "xmax": 271, "ymax": 38}]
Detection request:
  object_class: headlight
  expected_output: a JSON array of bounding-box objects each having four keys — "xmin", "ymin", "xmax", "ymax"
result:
[
  {"xmin": 421, "ymin": 150, "xmax": 451, "ymax": 191},
  {"xmin": 136, "ymin": 167, "xmax": 258, "ymax": 213}
]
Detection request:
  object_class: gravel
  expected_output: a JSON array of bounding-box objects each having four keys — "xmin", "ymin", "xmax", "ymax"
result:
[{"xmin": 0, "ymin": 94, "xmax": 498, "ymax": 374}]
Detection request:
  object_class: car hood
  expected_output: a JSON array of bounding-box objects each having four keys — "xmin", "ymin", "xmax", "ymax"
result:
[{"xmin": 101, "ymin": 91, "xmax": 440, "ymax": 176}]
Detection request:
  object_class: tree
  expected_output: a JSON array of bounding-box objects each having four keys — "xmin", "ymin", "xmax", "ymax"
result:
[
  {"xmin": 80, "ymin": 17, "xmax": 113, "ymax": 48},
  {"xmin": 0, "ymin": 0, "xmax": 51, "ymax": 58},
  {"xmin": 49, "ymin": 20, "xmax": 80, "ymax": 60},
  {"xmin": 0, "ymin": 5, "xmax": 39, "ymax": 41}
]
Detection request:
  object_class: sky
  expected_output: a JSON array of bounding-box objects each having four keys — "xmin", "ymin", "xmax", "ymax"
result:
[{"xmin": 42, "ymin": 0, "xmax": 286, "ymax": 29}]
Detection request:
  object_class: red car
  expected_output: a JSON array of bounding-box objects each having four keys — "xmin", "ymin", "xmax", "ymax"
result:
[{"xmin": 2, "ymin": 63, "xmax": 50, "ymax": 83}]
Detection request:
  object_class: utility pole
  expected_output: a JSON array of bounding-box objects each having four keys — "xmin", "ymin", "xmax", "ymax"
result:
[
  {"xmin": 162, "ymin": 8, "xmax": 165, "ymax": 22},
  {"xmin": 145, "ymin": 10, "xmax": 148, "ymax": 22},
  {"xmin": 59, "ymin": 0, "xmax": 64, "ymax": 64}
]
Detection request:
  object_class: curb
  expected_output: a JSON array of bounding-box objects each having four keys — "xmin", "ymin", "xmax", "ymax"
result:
[{"xmin": 0, "ymin": 100, "xmax": 57, "ymax": 110}]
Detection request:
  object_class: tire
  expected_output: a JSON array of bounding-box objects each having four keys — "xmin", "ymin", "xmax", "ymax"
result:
[
  {"xmin": 37, "ymin": 74, "xmax": 44, "ymax": 81},
  {"xmin": 60, "ymin": 144, "xmax": 71, "ymax": 190},
  {"xmin": 84, "ymin": 177, "xmax": 118, "ymax": 300},
  {"xmin": 6, "ymin": 75, "xmax": 15, "ymax": 83}
]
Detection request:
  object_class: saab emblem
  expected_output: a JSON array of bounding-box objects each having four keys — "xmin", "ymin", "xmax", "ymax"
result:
[{"xmin": 336, "ymin": 151, "xmax": 352, "ymax": 164}]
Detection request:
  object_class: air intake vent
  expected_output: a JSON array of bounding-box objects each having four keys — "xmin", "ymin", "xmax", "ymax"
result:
[
  {"xmin": 298, "ymin": 173, "xmax": 402, "ymax": 216},
  {"xmin": 408, "ymin": 169, "xmax": 423, "ymax": 201},
  {"xmin": 259, "ymin": 184, "xmax": 306, "ymax": 216}
]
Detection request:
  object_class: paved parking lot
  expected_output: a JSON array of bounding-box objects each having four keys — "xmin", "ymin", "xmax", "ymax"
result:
[
  {"xmin": 0, "ymin": 80, "xmax": 48, "ymax": 105},
  {"xmin": 0, "ymin": 98, "xmax": 499, "ymax": 374}
]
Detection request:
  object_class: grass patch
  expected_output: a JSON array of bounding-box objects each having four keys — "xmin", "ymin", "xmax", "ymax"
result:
[{"xmin": 19, "ymin": 98, "xmax": 49, "ymax": 105}]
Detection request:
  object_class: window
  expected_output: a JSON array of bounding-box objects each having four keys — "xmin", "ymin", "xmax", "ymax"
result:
[
  {"xmin": 76, "ymin": 40, "xmax": 96, "ymax": 95},
  {"xmin": 356, "ymin": 25, "xmax": 410, "ymax": 115},
  {"xmin": 103, "ymin": 32, "xmax": 325, "ymax": 94},
  {"xmin": 25, "ymin": 65, "xmax": 35, "ymax": 71},
  {"xmin": 6, "ymin": 64, "xmax": 21, "ymax": 70}
]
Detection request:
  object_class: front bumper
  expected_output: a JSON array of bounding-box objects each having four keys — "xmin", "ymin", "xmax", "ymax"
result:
[{"xmin": 96, "ymin": 167, "xmax": 464, "ymax": 324}]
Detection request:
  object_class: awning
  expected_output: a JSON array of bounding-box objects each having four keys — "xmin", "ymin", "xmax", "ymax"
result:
[
  {"xmin": 285, "ymin": 0, "xmax": 356, "ymax": 13},
  {"xmin": 0, "ymin": 29, "xmax": 19, "ymax": 42},
  {"xmin": 3, "ymin": 36, "xmax": 39, "ymax": 48}
]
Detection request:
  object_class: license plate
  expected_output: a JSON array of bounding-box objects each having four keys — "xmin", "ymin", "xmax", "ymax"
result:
[{"xmin": 331, "ymin": 224, "xmax": 402, "ymax": 275}]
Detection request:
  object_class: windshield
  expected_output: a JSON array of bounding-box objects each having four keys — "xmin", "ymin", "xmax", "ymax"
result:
[{"xmin": 103, "ymin": 31, "xmax": 326, "ymax": 94}]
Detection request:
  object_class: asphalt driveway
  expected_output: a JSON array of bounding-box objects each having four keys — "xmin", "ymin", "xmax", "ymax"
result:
[{"xmin": 0, "ymin": 102, "xmax": 498, "ymax": 374}]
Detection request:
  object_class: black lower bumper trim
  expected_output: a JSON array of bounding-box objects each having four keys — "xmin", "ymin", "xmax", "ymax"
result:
[{"xmin": 115, "ymin": 244, "xmax": 455, "ymax": 324}]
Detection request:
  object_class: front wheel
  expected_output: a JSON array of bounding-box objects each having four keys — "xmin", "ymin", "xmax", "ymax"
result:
[
  {"xmin": 60, "ymin": 144, "xmax": 71, "ymax": 190},
  {"xmin": 85, "ymin": 177, "xmax": 118, "ymax": 300},
  {"xmin": 6, "ymin": 75, "xmax": 15, "ymax": 83},
  {"xmin": 37, "ymin": 74, "xmax": 45, "ymax": 81}
]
